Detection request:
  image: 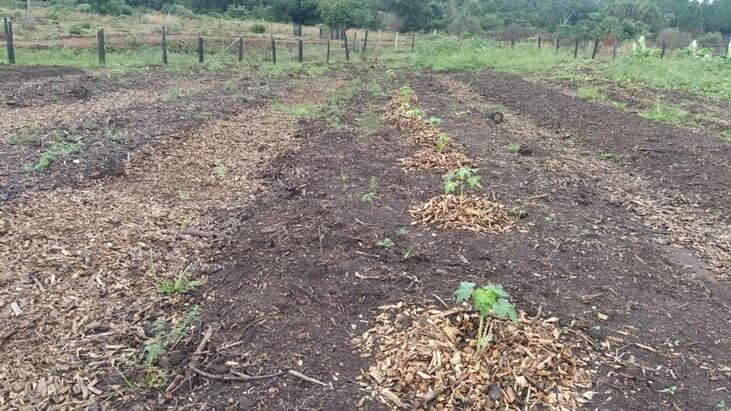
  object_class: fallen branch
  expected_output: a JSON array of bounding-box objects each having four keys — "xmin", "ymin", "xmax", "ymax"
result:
[
  {"xmin": 190, "ymin": 365, "xmax": 284, "ymax": 382},
  {"xmin": 194, "ymin": 326, "xmax": 214, "ymax": 357},
  {"xmin": 287, "ymin": 369, "xmax": 329, "ymax": 387}
]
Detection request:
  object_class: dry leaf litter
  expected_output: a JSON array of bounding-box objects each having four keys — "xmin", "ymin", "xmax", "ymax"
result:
[{"xmin": 353, "ymin": 303, "xmax": 595, "ymax": 410}]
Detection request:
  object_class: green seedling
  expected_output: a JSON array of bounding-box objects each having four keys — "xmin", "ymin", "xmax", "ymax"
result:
[
  {"xmin": 658, "ymin": 386, "xmax": 677, "ymax": 396},
  {"xmin": 376, "ymin": 238, "xmax": 395, "ymax": 249},
  {"xmin": 178, "ymin": 190, "xmax": 190, "ymax": 200},
  {"xmin": 215, "ymin": 161, "xmax": 230, "ymax": 177},
  {"xmin": 507, "ymin": 143, "xmax": 521, "ymax": 153},
  {"xmin": 444, "ymin": 167, "xmax": 481, "ymax": 197},
  {"xmin": 428, "ymin": 116, "xmax": 443, "ymax": 125},
  {"xmin": 180, "ymin": 217, "xmax": 192, "ymax": 230},
  {"xmin": 396, "ymin": 227, "xmax": 409, "ymax": 236},
  {"xmin": 455, "ymin": 282, "xmax": 517, "ymax": 350},
  {"xmin": 159, "ymin": 272, "xmax": 204, "ymax": 295},
  {"xmin": 362, "ymin": 177, "xmax": 377, "ymax": 204},
  {"xmin": 722, "ymin": 130, "xmax": 731, "ymax": 140},
  {"xmin": 23, "ymin": 136, "xmax": 83, "ymax": 173},
  {"xmin": 403, "ymin": 247, "xmax": 415, "ymax": 258},
  {"xmin": 436, "ymin": 133, "xmax": 450, "ymax": 153},
  {"xmin": 106, "ymin": 130, "xmax": 128, "ymax": 142},
  {"xmin": 144, "ymin": 306, "xmax": 201, "ymax": 387}
]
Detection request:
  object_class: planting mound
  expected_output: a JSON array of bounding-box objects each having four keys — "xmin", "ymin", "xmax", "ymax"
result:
[
  {"xmin": 409, "ymin": 194, "xmax": 515, "ymax": 233},
  {"xmin": 353, "ymin": 304, "xmax": 594, "ymax": 410},
  {"xmin": 383, "ymin": 89, "xmax": 442, "ymax": 146},
  {"xmin": 400, "ymin": 148, "xmax": 476, "ymax": 172}
]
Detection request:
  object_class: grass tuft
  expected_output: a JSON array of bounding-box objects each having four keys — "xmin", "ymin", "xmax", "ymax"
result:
[
  {"xmin": 576, "ymin": 86, "xmax": 608, "ymax": 102},
  {"xmin": 639, "ymin": 101, "xmax": 696, "ymax": 126}
]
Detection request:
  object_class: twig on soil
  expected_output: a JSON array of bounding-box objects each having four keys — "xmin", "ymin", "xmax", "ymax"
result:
[
  {"xmin": 178, "ymin": 229, "xmax": 221, "ymax": 238},
  {"xmin": 191, "ymin": 365, "xmax": 284, "ymax": 382},
  {"xmin": 194, "ymin": 326, "xmax": 214, "ymax": 357},
  {"xmin": 355, "ymin": 251, "xmax": 381, "ymax": 258},
  {"xmin": 287, "ymin": 370, "xmax": 330, "ymax": 387},
  {"xmin": 432, "ymin": 294, "xmax": 449, "ymax": 309}
]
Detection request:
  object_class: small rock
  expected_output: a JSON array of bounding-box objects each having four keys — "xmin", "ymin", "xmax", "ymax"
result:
[{"xmin": 488, "ymin": 383, "xmax": 502, "ymax": 400}]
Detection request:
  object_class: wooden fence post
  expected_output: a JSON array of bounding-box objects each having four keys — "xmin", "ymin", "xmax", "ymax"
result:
[
  {"xmin": 538, "ymin": 35, "xmax": 542, "ymax": 49},
  {"xmin": 574, "ymin": 38, "xmax": 579, "ymax": 59},
  {"xmin": 270, "ymin": 35, "xmax": 276, "ymax": 64},
  {"xmin": 395, "ymin": 31, "xmax": 399, "ymax": 51},
  {"xmin": 238, "ymin": 36, "xmax": 243, "ymax": 62},
  {"xmin": 298, "ymin": 39, "xmax": 303, "ymax": 63},
  {"xmin": 612, "ymin": 40, "xmax": 617, "ymax": 60},
  {"xmin": 555, "ymin": 37, "xmax": 560, "ymax": 53},
  {"xmin": 591, "ymin": 34, "xmax": 600, "ymax": 59},
  {"xmin": 197, "ymin": 36, "xmax": 204, "ymax": 63},
  {"xmin": 162, "ymin": 26, "xmax": 168, "ymax": 64},
  {"xmin": 510, "ymin": 35, "xmax": 515, "ymax": 48},
  {"xmin": 362, "ymin": 30, "xmax": 368, "ymax": 53},
  {"xmin": 411, "ymin": 32, "xmax": 415, "ymax": 52},
  {"xmin": 661, "ymin": 40, "xmax": 666, "ymax": 59},
  {"xmin": 343, "ymin": 31, "xmax": 350, "ymax": 61},
  {"xmin": 97, "ymin": 29, "xmax": 105, "ymax": 65},
  {"xmin": 326, "ymin": 39, "xmax": 330, "ymax": 63},
  {"xmin": 352, "ymin": 31, "xmax": 357, "ymax": 54},
  {"xmin": 5, "ymin": 18, "xmax": 15, "ymax": 65}
]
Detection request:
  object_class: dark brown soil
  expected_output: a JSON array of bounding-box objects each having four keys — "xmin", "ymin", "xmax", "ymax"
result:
[
  {"xmin": 153, "ymin": 69, "xmax": 731, "ymax": 410},
  {"xmin": 0, "ymin": 67, "xmax": 280, "ymax": 200}
]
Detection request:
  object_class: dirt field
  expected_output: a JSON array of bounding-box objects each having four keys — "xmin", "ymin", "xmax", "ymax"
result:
[{"xmin": 0, "ymin": 63, "xmax": 729, "ymax": 410}]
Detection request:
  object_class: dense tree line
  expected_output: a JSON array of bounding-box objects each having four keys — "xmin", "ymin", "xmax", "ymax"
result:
[{"xmin": 83, "ymin": 0, "xmax": 731, "ymax": 39}]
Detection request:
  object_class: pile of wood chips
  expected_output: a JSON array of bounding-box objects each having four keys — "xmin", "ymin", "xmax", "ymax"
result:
[
  {"xmin": 383, "ymin": 90, "xmax": 443, "ymax": 146},
  {"xmin": 400, "ymin": 148, "xmax": 477, "ymax": 172},
  {"xmin": 409, "ymin": 194, "xmax": 515, "ymax": 233},
  {"xmin": 353, "ymin": 303, "xmax": 595, "ymax": 410}
]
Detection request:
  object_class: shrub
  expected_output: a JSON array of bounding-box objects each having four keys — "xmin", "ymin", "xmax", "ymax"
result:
[
  {"xmin": 161, "ymin": 4, "xmax": 195, "ymax": 18},
  {"xmin": 75, "ymin": 3, "xmax": 92, "ymax": 12},
  {"xmin": 699, "ymin": 32, "xmax": 723, "ymax": 48},
  {"xmin": 68, "ymin": 24, "xmax": 83, "ymax": 35},
  {"xmin": 225, "ymin": 4, "xmax": 248, "ymax": 19},
  {"xmin": 80, "ymin": 21, "xmax": 92, "ymax": 29},
  {"xmin": 250, "ymin": 23, "xmax": 266, "ymax": 34}
]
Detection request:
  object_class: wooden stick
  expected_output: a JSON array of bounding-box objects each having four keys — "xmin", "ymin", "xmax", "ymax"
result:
[
  {"xmin": 162, "ymin": 26, "xmax": 168, "ymax": 64},
  {"xmin": 194, "ymin": 326, "xmax": 213, "ymax": 356},
  {"xmin": 191, "ymin": 366, "xmax": 283, "ymax": 382},
  {"xmin": 287, "ymin": 370, "xmax": 329, "ymax": 387}
]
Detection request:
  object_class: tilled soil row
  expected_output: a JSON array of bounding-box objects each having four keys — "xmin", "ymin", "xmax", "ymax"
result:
[
  {"xmin": 0, "ymin": 71, "xmax": 342, "ymax": 409},
  {"xmin": 0, "ymin": 69, "xmax": 277, "ymax": 199},
  {"xmin": 180, "ymin": 70, "xmax": 729, "ymax": 410}
]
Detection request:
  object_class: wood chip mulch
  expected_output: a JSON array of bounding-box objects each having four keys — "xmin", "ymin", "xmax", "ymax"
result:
[
  {"xmin": 400, "ymin": 148, "xmax": 477, "ymax": 172},
  {"xmin": 353, "ymin": 303, "xmax": 596, "ymax": 410},
  {"xmin": 383, "ymin": 90, "xmax": 443, "ymax": 147},
  {"xmin": 409, "ymin": 194, "xmax": 515, "ymax": 233}
]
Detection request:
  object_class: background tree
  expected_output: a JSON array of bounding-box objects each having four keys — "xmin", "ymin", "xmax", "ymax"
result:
[{"xmin": 271, "ymin": 0, "xmax": 320, "ymax": 35}]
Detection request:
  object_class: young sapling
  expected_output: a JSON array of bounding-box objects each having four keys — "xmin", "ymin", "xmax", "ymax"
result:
[
  {"xmin": 455, "ymin": 281, "xmax": 517, "ymax": 350},
  {"xmin": 362, "ymin": 177, "xmax": 377, "ymax": 204},
  {"xmin": 444, "ymin": 167, "xmax": 481, "ymax": 197},
  {"xmin": 435, "ymin": 133, "xmax": 450, "ymax": 153}
]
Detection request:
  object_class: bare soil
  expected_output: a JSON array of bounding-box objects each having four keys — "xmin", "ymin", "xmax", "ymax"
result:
[{"xmin": 1, "ymin": 65, "xmax": 729, "ymax": 411}]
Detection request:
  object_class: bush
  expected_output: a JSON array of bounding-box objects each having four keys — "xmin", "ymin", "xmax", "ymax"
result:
[
  {"xmin": 699, "ymin": 32, "xmax": 723, "ymax": 47},
  {"xmin": 46, "ymin": 5, "xmax": 71, "ymax": 21},
  {"xmin": 225, "ymin": 4, "xmax": 248, "ymax": 19},
  {"xmin": 80, "ymin": 21, "xmax": 92, "ymax": 29},
  {"xmin": 161, "ymin": 4, "xmax": 195, "ymax": 19},
  {"xmin": 250, "ymin": 23, "xmax": 266, "ymax": 34},
  {"xmin": 76, "ymin": 3, "xmax": 92, "ymax": 12},
  {"xmin": 447, "ymin": 14, "xmax": 483, "ymax": 36},
  {"xmin": 68, "ymin": 24, "xmax": 83, "ymax": 35}
]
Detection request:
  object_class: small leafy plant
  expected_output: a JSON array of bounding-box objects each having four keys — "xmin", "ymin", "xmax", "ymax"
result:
[
  {"xmin": 428, "ymin": 116, "xmax": 443, "ymax": 125},
  {"xmin": 362, "ymin": 177, "xmax": 377, "ymax": 204},
  {"xmin": 435, "ymin": 133, "xmax": 450, "ymax": 153},
  {"xmin": 106, "ymin": 130, "xmax": 128, "ymax": 142},
  {"xmin": 143, "ymin": 306, "xmax": 201, "ymax": 387},
  {"xmin": 455, "ymin": 282, "xmax": 517, "ymax": 350},
  {"xmin": 376, "ymin": 238, "xmax": 395, "ymax": 249},
  {"xmin": 507, "ymin": 143, "xmax": 521, "ymax": 153},
  {"xmin": 160, "ymin": 272, "xmax": 204, "ymax": 295},
  {"xmin": 444, "ymin": 167, "xmax": 481, "ymax": 197},
  {"xmin": 215, "ymin": 161, "xmax": 230, "ymax": 177}
]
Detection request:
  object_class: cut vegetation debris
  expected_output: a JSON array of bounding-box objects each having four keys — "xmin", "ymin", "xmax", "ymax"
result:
[
  {"xmin": 353, "ymin": 303, "xmax": 595, "ymax": 410},
  {"xmin": 400, "ymin": 148, "xmax": 476, "ymax": 172},
  {"xmin": 409, "ymin": 194, "xmax": 515, "ymax": 233}
]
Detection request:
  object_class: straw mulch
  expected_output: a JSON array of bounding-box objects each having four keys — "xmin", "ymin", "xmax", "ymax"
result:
[
  {"xmin": 383, "ymin": 90, "xmax": 443, "ymax": 146},
  {"xmin": 409, "ymin": 194, "xmax": 515, "ymax": 233},
  {"xmin": 400, "ymin": 149, "xmax": 477, "ymax": 172},
  {"xmin": 353, "ymin": 304, "xmax": 595, "ymax": 410}
]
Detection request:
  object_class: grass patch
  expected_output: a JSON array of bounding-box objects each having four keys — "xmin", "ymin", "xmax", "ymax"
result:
[
  {"xmin": 639, "ymin": 101, "xmax": 696, "ymax": 126},
  {"xmin": 106, "ymin": 130, "xmax": 128, "ymax": 142},
  {"xmin": 159, "ymin": 272, "xmax": 204, "ymax": 295},
  {"xmin": 507, "ymin": 143, "xmax": 521, "ymax": 153},
  {"xmin": 576, "ymin": 86, "xmax": 608, "ymax": 102},
  {"xmin": 271, "ymin": 101, "xmax": 318, "ymax": 117},
  {"xmin": 8, "ymin": 129, "xmax": 39, "ymax": 146},
  {"xmin": 23, "ymin": 136, "xmax": 83, "ymax": 172},
  {"xmin": 722, "ymin": 130, "xmax": 731, "ymax": 140}
]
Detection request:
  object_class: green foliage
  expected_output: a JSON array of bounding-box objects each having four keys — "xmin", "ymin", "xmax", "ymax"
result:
[
  {"xmin": 8, "ymin": 129, "xmax": 38, "ymax": 146},
  {"xmin": 506, "ymin": 142, "xmax": 521, "ymax": 153},
  {"xmin": 428, "ymin": 116, "xmax": 443, "ymax": 125},
  {"xmin": 271, "ymin": 0, "xmax": 320, "ymax": 25},
  {"xmin": 455, "ymin": 282, "xmax": 517, "ymax": 350},
  {"xmin": 319, "ymin": 0, "xmax": 373, "ymax": 29},
  {"xmin": 214, "ymin": 161, "xmax": 230, "ymax": 176},
  {"xmin": 106, "ymin": 130, "xmax": 128, "ymax": 142},
  {"xmin": 159, "ymin": 272, "xmax": 204, "ymax": 294},
  {"xmin": 639, "ymin": 101, "xmax": 695, "ymax": 126},
  {"xmin": 143, "ymin": 306, "xmax": 201, "ymax": 387},
  {"xmin": 362, "ymin": 176, "xmax": 377, "ymax": 204},
  {"xmin": 396, "ymin": 227, "xmax": 409, "ymax": 236},
  {"xmin": 250, "ymin": 23, "xmax": 267, "ymax": 33},
  {"xmin": 376, "ymin": 238, "xmax": 395, "ymax": 249},
  {"xmin": 23, "ymin": 136, "xmax": 84, "ymax": 173},
  {"xmin": 271, "ymin": 101, "xmax": 318, "ymax": 117},
  {"xmin": 444, "ymin": 167, "xmax": 480, "ymax": 196},
  {"xmin": 576, "ymin": 86, "xmax": 608, "ymax": 102},
  {"xmin": 435, "ymin": 133, "xmax": 450, "ymax": 153},
  {"xmin": 722, "ymin": 130, "xmax": 731, "ymax": 141}
]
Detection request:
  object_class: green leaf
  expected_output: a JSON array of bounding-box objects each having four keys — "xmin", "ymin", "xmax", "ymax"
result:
[
  {"xmin": 455, "ymin": 281, "xmax": 475, "ymax": 303},
  {"xmin": 467, "ymin": 175, "xmax": 481, "ymax": 188},
  {"xmin": 483, "ymin": 284, "xmax": 509, "ymax": 298},
  {"xmin": 456, "ymin": 167, "xmax": 471, "ymax": 181},
  {"xmin": 444, "ymin": 181, "xmax": 458, "ymax": 195},
  {"xmin": 472, "ymin": 287, "xmax": 499, "ymax": 317},
  {"xmin": 492, "ymin": 298, "xmax": 517, "ymax": 322}
]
